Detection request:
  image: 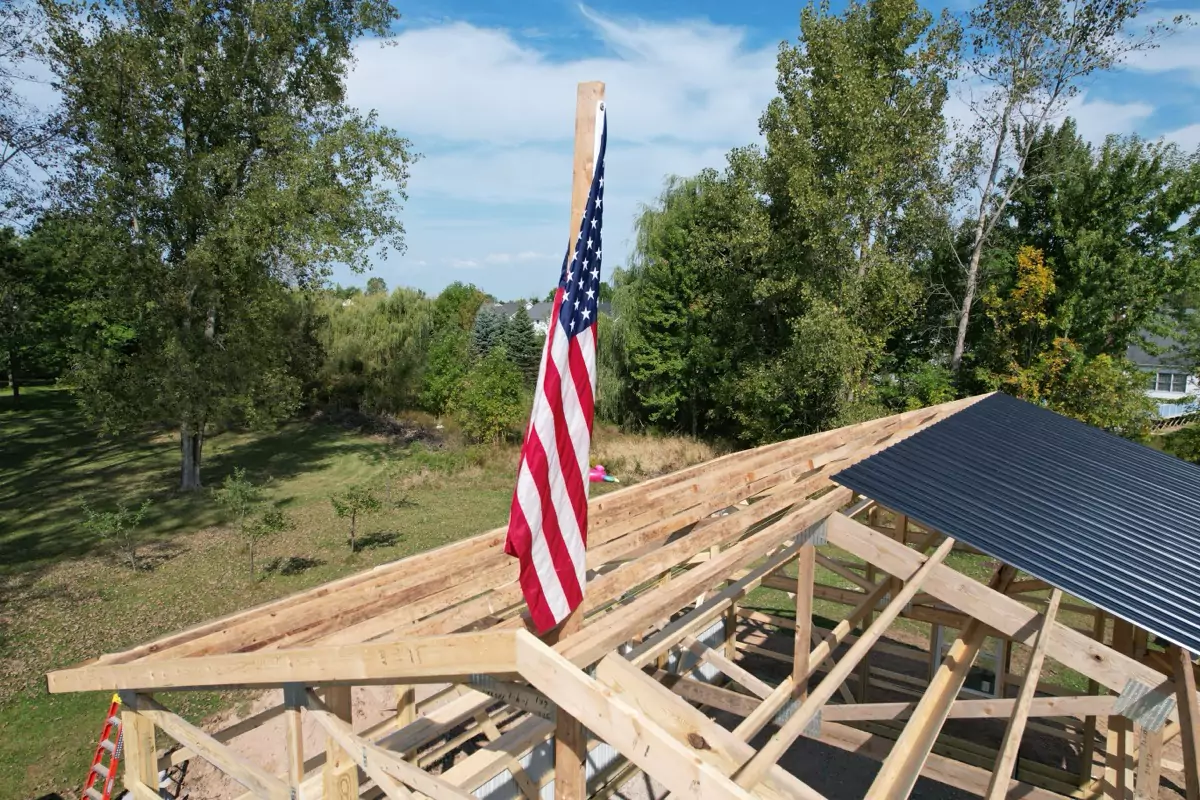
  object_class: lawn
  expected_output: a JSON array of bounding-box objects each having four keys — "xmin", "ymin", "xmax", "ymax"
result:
[
  {"xmin": 0, "ymin": 388, "xmax": 523, "ymax": 798},
  {"xmin": 0, "ymin": 387, "xmax": 717, "ymax": 799}
]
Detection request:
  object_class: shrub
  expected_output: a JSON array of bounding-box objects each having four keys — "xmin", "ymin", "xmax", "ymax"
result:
[
  {"xmin": 81, "ymin": 498, "xmax": 153, "ymax": 570},
  {"xmin": 452, "ymin": 346, "xmax": 527, "ymax": 444},
  {"xmin": 331, "ymin": 483, "xmax": 382, "ymax": 552}
]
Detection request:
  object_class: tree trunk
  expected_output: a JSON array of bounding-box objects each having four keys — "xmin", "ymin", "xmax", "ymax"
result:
[
  {"xmin": 8, "ymin": 346, "xmax": 18, "ymax": 407},
  {"xmin": 349, "ymin": 511, "xmax": 357, "ymax": 552},
  {"xmin": 249, "ymin": 540, "xmax": 255, "ymax": 578},
  {"xmin": 180, "ymin": 422, "xmax": 204, "ymax": 491},
  {"xmin": 951, "ymin": 104, "xmax": 1013, "ymax": 374}
]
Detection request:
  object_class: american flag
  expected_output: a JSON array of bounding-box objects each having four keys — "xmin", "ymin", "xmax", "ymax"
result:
[{"xmin": 504, "ymin": 103, "xmax": 607, "ymax": 633}]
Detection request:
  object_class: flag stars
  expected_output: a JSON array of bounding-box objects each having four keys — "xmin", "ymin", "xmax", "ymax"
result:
[{"xmin": 587, "ymin": 238, "xmax": 593, "ymax": 250}]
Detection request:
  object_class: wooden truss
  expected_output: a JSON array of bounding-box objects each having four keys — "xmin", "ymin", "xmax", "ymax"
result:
[{"xmin": 47, "ymin": 394, "xmax": 1200, "ymax": 800}]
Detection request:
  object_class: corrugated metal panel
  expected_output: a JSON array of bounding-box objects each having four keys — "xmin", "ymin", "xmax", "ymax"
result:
[{"xmin": 833, "ymin": 392, "xmax": 1200, "ymax": 655}]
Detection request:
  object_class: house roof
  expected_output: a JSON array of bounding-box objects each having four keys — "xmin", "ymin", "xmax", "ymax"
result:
[
  {"xmin": 494, "ymin": 300, "xmax": 612, "ymax": 323},
  {"xmin": 834, "ymin": 392, "xmax": 1200, "ymax": 653},
  {"xmin": 1127, "ymin": 333, "xmax": 1191, "ymax": 369}
]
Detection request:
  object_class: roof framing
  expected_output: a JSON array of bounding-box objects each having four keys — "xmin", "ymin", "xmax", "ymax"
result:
[{"xmin": 45, "ymin": 394, "xmax": 1200, "ymax": 800}]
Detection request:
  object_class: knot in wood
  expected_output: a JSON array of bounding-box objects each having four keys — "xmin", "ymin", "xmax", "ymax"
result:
[{"xmin": 686, "ymin": 732, "xmax": 710, "ymax": 750}]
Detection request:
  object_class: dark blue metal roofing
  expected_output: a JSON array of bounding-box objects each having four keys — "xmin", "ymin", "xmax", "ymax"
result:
[{"xmin": 834, "ymin": 392, "xmax": 1200, "ymax": 654}]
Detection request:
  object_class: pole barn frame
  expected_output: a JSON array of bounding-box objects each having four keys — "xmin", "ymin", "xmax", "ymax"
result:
[{"xmin": 47, "ymin": 391, "xmax": 1200, "ymax": 800}]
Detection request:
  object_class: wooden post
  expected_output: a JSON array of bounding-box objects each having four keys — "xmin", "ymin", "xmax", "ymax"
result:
[
  {"xmin": 555, "ymin": 78, "xmax": 604, "ymax": 800},
  {"xmin": 1135, "ymin": 727, "xmax": 1164, "ymax": 800},
  {"xmin": 118, "ymin": 691, "xmax": 158, "ymax": 798},
  {"xmin": 984, "ymin": 588, "xmax": 1062, "ymax": 800},
  {"xmin": 793, "ymin": 544, "xmax": 816, "ymax": 698},
  {"xmin": 1173, "ymin": 645, "xmax": 1200, "ymax": 800},
  {"xmin": 858, "ymin": 506, "xmax": 880, "ymax": 703},
  {"xmin": 1106, "ymin": 620, "xmax": 1136, "ymax": 800},
  {"xmin": 322, "ymin": 686, "xmax": 358, "ymax": 800},
  {"xmin": 395, "ymin": 684, "xmax": 416, "ymax": 727},
  {"xmin": 1081, "ymin": 609, "xmax": 1107, "ymax": 786},
  {"xmin": 283, "ymin": 684, "xmax": 306, "ymax": 793}
]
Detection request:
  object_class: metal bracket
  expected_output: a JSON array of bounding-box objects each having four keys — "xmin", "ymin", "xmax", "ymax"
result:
[
  {"xmin": 282, "ymin": 682, "xmax": 306, "ymax": 708},
  {"xmin": 773, "ymin": 701, "xmax": 821, "ymax": 737},
  {"xmin": 1114, "ymin": 678, "xmax": 1176, "ymax": 732},
  {"xmin": 802, "ymin": 519, "xmax": 828, "ymax": 547}
]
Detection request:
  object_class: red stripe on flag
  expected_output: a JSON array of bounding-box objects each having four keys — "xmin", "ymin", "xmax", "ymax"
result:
[
  {"xmin": 505, "ymin": 495, "xmax": 558, "ymax": 631},
  {"xmin": 567, "ymin": 336, "xmax": 595, "ymax": 437},
  {"xmin": 520, "ymin": 425, "xmax": 584, "ymax": 608},
  {"xmin": 541, "ymin": 350, "xmax": 590, "ymax": 545}
]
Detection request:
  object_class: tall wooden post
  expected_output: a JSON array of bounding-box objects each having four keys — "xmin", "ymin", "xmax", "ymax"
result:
[
  {"xmin": 283, "ymin": 684, "xmax": 306, "ymax": 794},
  {"xmin": 118, "ymin": 691, "xmax": 158, "ymax": 798},
  {"xmin": 322, "ymin": 686, "xmax": 358, "ymax": 800},
  {"xmin": 554, "ymin": 79, "xmax": 605, "ymax": 800},
  {"xmin": 792, "ymin": 545, "xmax": 816, "ymax": 698},
  {"xmin": 1081, "ymin": 609, "xmax": 1107, "ymax": 786},
  {"xmin": 1173, "ymin": 645, "xmax": 1200, "ymax": 800},
  {"xmin": 1105, "ymin": 620, "xmax": 1136, "ymax": 800}
]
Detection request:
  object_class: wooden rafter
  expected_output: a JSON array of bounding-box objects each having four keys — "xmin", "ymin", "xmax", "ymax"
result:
[{"xmin": 732, "ymin": 537, "xmax": 957, "ymax": 790}]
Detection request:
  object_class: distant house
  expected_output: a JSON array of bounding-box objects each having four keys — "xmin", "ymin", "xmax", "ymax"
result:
[
  {"xmin": 492, "ymin": 300, "xmax": 613, "ymax": 336},
  {"xmin": 1126, "ymin": 334, "xmax": 1198, "ymax": 418}
]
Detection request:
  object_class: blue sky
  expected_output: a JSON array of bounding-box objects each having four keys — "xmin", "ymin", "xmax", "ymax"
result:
[{"xmin": 340, "ymin": 0, "xmax": 1200, "ymax": 301}]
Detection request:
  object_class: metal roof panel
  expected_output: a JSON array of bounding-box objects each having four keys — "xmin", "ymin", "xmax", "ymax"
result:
[{"xmin": 834, "ymin": 392, "xmax": 1200, "ymax": 654}]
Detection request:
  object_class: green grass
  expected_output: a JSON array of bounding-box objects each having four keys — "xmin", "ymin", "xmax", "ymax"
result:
[{"xmin": 0, "ymin": 387, "xmax": 519, "ymax": 799}]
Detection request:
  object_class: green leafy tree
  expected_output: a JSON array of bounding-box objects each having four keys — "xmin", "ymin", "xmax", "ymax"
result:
[
  {"xmin": 81, "ymin": 498, "xmax": 152, "ymax": 570},
  {"xmin": 319, "ymin": 288, "xmax": 432, "ymax": 414},
  {"xmin": 502, "ymin": 305, "xmax": 540, "ymax": 384},
  {"xmin": 365, "ymin": 276, "xmax": 387, "ymax": 296},
  {"xmin": 471, "ymin": 305, "xmax": 506, "ymax": 359},
  {"xmin": 420, "ymin": 326, "xmax": 470, "ymax": 415},
  {"xmin": 948, "ymin": 0, "xmax": 1182, "ymax": 372},
  {"xmin": 330, "ymin": 483, "xmax": 382, "ymax": 552},
  {"xmin": 44, "ymin": 0, "xmax": 414, "ymax": 490},
  {"xmin": 432, "ymin": 282, "xmax": 489, "ymax": 333},
  {"xmin": 213, "ymin": 467, "xmax": 290, "ymax": 576},
  {"xmin": 452, "ymin": 346, "xmax": 526, "ymax": 444}
]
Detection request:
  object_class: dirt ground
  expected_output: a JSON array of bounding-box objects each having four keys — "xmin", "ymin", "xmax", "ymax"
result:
[{"xmin": 180, "ymin": 623, "xmax": 1189, "ymax": 800}]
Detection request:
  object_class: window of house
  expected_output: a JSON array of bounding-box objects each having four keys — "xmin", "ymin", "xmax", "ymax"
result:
[{"xmin": 1151, "ymin": 371, "xmax": 1190, "ymax": 393}]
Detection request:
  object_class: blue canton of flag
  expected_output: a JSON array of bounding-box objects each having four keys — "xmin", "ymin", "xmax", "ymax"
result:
[{"xmin": 559, "ymin": 121, "xmax": 605, "ymax": 337}]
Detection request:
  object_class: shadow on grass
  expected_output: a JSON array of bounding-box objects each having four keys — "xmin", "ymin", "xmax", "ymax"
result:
[
  {"xmin": 261, "ymin": 555, "xmax": 325, "ymax": 576},
  {"xmin": 0, "ymin": 388, "xmax": 387, "ymax": 570},
  {"xmin": 354, "ymin": 531, "xmax": 401, "ymax": 552}
]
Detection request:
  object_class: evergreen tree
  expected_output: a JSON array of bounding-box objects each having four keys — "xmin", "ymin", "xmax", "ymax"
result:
[
  {"xmin": 502, "ymin": 305, "xmax": 540, "ymax": 384},
  {"xmin": 471, "ymin": 306, "xmax": 505, "ymax": 359}
]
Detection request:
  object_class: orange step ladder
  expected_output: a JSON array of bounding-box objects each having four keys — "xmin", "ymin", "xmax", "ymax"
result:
[{"xmin": 80, "ymin": 694, "xmax": 123, "ymax": 800}]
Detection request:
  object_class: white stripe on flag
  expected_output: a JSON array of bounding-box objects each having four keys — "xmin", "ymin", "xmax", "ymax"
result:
[{"xmin": 514, "ymin": 459, "xmax": 570, "ymax": 620}]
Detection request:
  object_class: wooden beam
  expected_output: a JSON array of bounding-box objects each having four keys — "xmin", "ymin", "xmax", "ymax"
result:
[
  {"xmin": 1174, "ymin": 645, "xmax": 1200, "ymax": 800},
  {"xmin": 868, "ymin": 566, "xmax": 1015, "ymax": 800},
  {"xmin": 1107, "ymin": 620, "xmax": 1136, "ymax": 800},
  {"xmin": 134, "ymin": 694, "xmax": 289, "ymax": 800},
  {"xmin": 48, "ymin": 631, "xmax": 521, "ymax": 692},
  {"xmin": 732, "ymin": 537, "xmax": 956, "ymax": 790},
  {"xmin": 282, "ymin": 684, "xmax": 305, "ymax": 795},
  {"xmin": 517, "ymin": 631, "xmax": 758, "ymax": 800},
  {"xmin": 321, "ymin": 686, "xmax": 358, "ymax": 800},
  {"xmin": 1135, "ymin": 727, "xmax": 1164, "ymax": 800},
  {"xmin": 554, "ymin": 80, "xmax": 604, "ymax": 800},
  {"xmin": 683, "ymin": 635, "xmax": 773, "ymax": 699},
  {"xmin": 794, "ymin": 545, "xmax": 817, "ymax": 697},
  {"xmin": 1081, "ymin": 609, "xmax": 1108, "ymax": 786},
  {"xmin": 118, "ymin": 691, "xmax": 158, "ymax": 800},
  {"xmin": 986, "ymin": 588, "xmax": 1063, "ymax": 800},
  {"xmin": 825, "ymin": 514, "xmax": 1185, "ymax": 710},
  {"xmin": 595, "ymin": 654, "xmax": 823, "ymax": 800},
  {"xmin": 307, "ymin": 690, "xmax": 465, "ymax": 800}
]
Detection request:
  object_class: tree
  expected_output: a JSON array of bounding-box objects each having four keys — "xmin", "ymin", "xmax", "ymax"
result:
[
  {"xmin": 365, "ymin": 276, "xmax": 387, "ymax": 296},
  {"xmin": 948, "ymin": 0, "xmax": 1182, "ymax": 372},
  {"xmin": 213, "ymin": 467, "xmax": 289, "ymax": 576},
  {"xmin": 0, "ymin": 1, "xmax": 63, "ymax": 217},
  {"xmin": 420, "ymin": 326, "xmax": 470, "ymax": 415},
  {"xmin": 330, "ymin": 483, "xmax": 381, "ymax": 552},
  {"xmin": 44, "ymin": 0, "xmax": 414, "ymax": 490},
  {"xmin": 470, "ymin": 305, "xmax": 506, "ymax": 359},
  {"xmin": 502, "ymin": 305, "xmax": 540, "ymax": 384},
  {"xmin": 319, "ymin": 287, "xmax": 432, "ymax": 414},
  {"xmin": 432, "ymin": 282, "xmax": 488, "ymax": 333},
  {"xmin": 81, "ymin": 498, "xmax": 152, "ymax": 570},
  {"xmin": 452, "ymin": 346, "xmax": 526, "ymax": 444}
]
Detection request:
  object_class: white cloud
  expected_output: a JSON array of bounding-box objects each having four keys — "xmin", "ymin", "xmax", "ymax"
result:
[
  {"xmin": 1123, "ymin": 10, "xmax": 1200, "ymax": 80},
  {"xmin": 1164, "ymin": 122, "xmax": 1200, "ymax": 151},
  {"xmin": 346, "ymin": 7, "xmax": 779, "ymax": 296}
]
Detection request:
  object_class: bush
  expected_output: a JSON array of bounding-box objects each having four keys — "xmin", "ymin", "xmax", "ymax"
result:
[
  {"xmin": 452, "ymin": 346, "xmax": 527, "ymax": 444},
  {"xmin": 81, "ymin": 498, "xmax": 153, "ymax": 570},
  {"xmin": 420, "ymin": 327, "xmax": 470, "ymax": 414}
]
